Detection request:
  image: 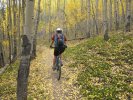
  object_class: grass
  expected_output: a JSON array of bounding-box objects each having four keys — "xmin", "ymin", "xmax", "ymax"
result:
[
  {"xmin": 64, "ymin": 32, "xmax": 133, "ymax": 99},
  {"xmin": 0, "ymin": 61, "xmax": 20, "ymax": 99},
  {"xmin": 0, "ymin": 32, "xmax": 132, "ymax": 99}
]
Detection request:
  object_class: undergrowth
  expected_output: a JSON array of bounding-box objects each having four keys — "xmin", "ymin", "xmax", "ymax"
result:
[
  {"xmin": 64, "ymin": 32, "xmax": 133, "ymax": 99},
  {"xmin": 0, "ymin": 61, "xmax": 19, "ymax": 99}
]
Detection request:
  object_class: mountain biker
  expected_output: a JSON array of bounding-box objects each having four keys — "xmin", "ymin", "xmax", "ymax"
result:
[{"xmin": 50, "ymin": 28, "xmax": 67, "ymax": 70}]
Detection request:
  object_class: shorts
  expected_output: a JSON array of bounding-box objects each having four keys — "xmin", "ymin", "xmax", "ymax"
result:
[{"xmin": 54, "ymin": 47, "xmax": 65, "ymax": 56}]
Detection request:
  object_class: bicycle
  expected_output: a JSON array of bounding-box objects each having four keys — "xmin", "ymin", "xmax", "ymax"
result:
[
  {"xmin": 50, "ymin": 45, "xmax": 67, "ymax": 80},
  {"xmin": 55, "ymin": 55, "xmax": 62, "ymax": 80},
  {"xmin": 50, "ymin": 46, "xmax": 65, "ymax": 80}
]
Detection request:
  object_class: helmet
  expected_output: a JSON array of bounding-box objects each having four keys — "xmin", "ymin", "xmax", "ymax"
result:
[{"xmin": 56, "ymin": 28, "xmax": 63, "ymax": 34}]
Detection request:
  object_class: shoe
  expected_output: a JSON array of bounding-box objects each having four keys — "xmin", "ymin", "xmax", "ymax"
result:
[{"xmin": 60, "ymin": 61, "xmax": 63, "ymax": 66}]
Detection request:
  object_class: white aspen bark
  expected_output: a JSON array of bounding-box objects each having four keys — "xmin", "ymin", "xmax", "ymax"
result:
[
  {"xmin": 13, "ymin": 0, "xmax": 17, "ymax": 60},
  {"xmin": 120, "ymin": 0, "xmax": 125, "ymax": 22},
  {"xmin": 87, "ymin": 0, "xmax": 91, "ymax": 37},
  {"xmin": 24, "ymin": 0, "xmax": 34, "ymax": 43},
  {"xmin": 32, "ymin": 0, "xmax": 41, "ymax": 58},
  {"xmin": 0, "ymin": 29, "xmax": 5, "ymax": 67},
  {"xmin": 125, "ymin": 0, "xmax": 131, "ymax": 32},
  {"xmin": 8, "ymin": 0, "xmax": 12, "ymax": 64},
  {"xmin": 109, "ymin": 0, "xmax": 112, "ymax": 31},
  {"xmin": 17, "ymin": 0, "xmax": 34, "ymax": 99},
  {"xmin": 18, "ymin": 0, "xmax": 21, "ymax": 55},
  {"xmin": 91, "ymin": 0, "xmax": 99, "ymax": 35},
  {"xmin": 81, "ymin": 0, "xmax": 83, "ymax": 13},
  {"xmin": 48, "ymin": 0, "xmax": 51, "ymax": 42},
  {"xmin": 57, "ymin": 0, "xmax": 60, "ymax": 20},
  {"xmin": 0, "ymin": 3, "xmax": 5, "ymax": 67},
  {"xmin": 114, "ymin": 0, "xmax": 119, "ymax": 30},
  {"xmin": 22, "ymin": 0, "xmax": 25, "ymax": 34},
  {"xmin": 103, "ymin": 0, "xmax": 109, "ymax": 41},
  {"xmin": 95, "ymin": 0, "xmax": 99, "ymax": 32},
  {"xmin": 117, "ymin": 0, "xmax": 120, "ymax": 28}
]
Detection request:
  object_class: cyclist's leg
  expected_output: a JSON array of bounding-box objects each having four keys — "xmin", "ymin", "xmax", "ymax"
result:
[
  {"xmin": 60, "ymin": 54, "xmax": 63, "ymax": 66},
  {"xmin": 59, "ymin": 47, "xmax": 65, "ymax": 66},
  {"xmin": 53, "ymin": 56, "xmax": 56, "ymax": 67},
  {"xmin": 53, "ymin": 48, "xmax": 58, "ymax": 69},
  {"xmin": 53, "ymin": 47, "xmax": 60, "ymax": 69}
]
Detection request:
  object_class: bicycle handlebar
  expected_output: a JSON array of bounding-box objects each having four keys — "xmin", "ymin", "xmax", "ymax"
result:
[
  {"xmin": 50, "ymin": 46, "xmax": 55, "ymax": 49},
  {"xmin": 50, "ymin": 45, "xmax": 67, "ymax": 49}
]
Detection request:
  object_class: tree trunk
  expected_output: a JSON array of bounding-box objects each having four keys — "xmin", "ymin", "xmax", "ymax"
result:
[
  {"xmin": 117, "ymin": 0, "xmax": 120, "ymax": 28},
  {"xmin": 57, "ymin": 0, "xmax": 60, "ymax": 20},
  {"xmin": 86, "ymin": 0, "xmax": 91, "ymax": 37},
  {"xmin": 18, "ymin": 0, "xmax": 22, "ymax": 56},
  {"xmin": 125, "ymin": 0, "xmax": 131, "ymax": 32},
  {"xmin": 109, "ymin": 0, "xmax": 112, "ymax": 31},
  {"xmin": 63, "ymin": 0, "xmax": 66, "ymax": 32},
  {"xmin": 114, "ymin": 0, "xmax": 119, "ymax": 30},
  {"xmin": 32, "ymin": 0, "xmax": 41, "ymax": 58},
  {"xmin": 22, "ymin": 0, "xmax": 25, "ymax": 34},
  {"xmin": 95, "ymin": 0, "xmax": 99, "ymax": 33},
  {"xmin": 103, "ymin": 0, "xmax": 109, "ymax": 41},
  {"xmin": 8, "ymin": 0, "xmax": 12, "ymax": 64},
  {"xmin": 0, "ymin": 1, "xmax": 5, "ymax": 67},
  {"xmin": 91, "ymin": 1, "xmax": 99, "ymax": 35},
  {"xmin": 13, "ymin": 0, "xmax": 17, "ymax": 61},
  {"xmin": 48, "ymin": 0, "xmax": 51, "ymax": 42},
  {"xmin": 0, "ymin": 32, "xmax": 5, "ymax": 67},
  {"xmin": 120, "ymin": 0, "xmax": 125, "ymax": 22},
  {"xmin": 80, "ymin": 0, "xmax": 83, "ymax": 13},
  {"xmin": 17, "ymin": 0, "xmax": 34, "ymax": 99}
]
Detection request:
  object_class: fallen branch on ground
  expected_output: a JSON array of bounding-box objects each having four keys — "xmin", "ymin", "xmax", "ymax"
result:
[{"xmin": 67, "ymin": 37, "xmax": 88, "ymax": 41}]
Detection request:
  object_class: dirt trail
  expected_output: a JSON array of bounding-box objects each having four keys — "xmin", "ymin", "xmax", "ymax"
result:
[{"xmin": 28, "ymin": 46, "xmax": 82, "ymax": 100}]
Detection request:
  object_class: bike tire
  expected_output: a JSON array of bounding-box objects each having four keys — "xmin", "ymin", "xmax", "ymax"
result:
[{"xmin": 57, "ymin": 65, "xmax": 61, "ymax": 80}]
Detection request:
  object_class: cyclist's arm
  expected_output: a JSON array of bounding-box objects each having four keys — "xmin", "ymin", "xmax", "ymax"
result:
[
  {"xmin": 64, "ymin": 35, "xmax": 67, "ymax": 45},
  {"xmin": 50, "ymin": 40, "xmax": 54, "ymax": 46},
  {"xmin": 50, "ymin": 35, "xmax": 54, "ymax": 47}
]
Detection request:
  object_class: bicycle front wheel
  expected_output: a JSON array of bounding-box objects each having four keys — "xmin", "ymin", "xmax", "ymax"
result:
[{"xmin": 57, "ymin": 65, "xmax": 61, "ymax": 80}]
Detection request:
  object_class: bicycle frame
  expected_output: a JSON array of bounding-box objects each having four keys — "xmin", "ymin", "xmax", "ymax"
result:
[
  {"xmin": 50, "ymin": 46, "xmax": 65, "ymax": 80},
  {"xmin": 55, "ymin": 55, "xmax": 61, "ymax": 70},
  {"xmin": 55, "ymin": 55, "xmax": 61, "ymax": 80}
]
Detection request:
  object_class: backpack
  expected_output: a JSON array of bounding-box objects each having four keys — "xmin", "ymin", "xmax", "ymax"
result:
[{"xmin": 54, "ymin": 34, "xmax": 65, "ymax": 47}]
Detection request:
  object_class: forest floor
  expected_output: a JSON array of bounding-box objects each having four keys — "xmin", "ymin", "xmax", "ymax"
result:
[
  {"xmin": 0, "ymin": 39, "xmax": 85, "ymax": 100},
  {"xmin": 27, "ymin": 40, "xmax": 86, "ymax": 100},
  {"xmin": 0, "ymin": 32, "xmax": 133, "ymax": 100}
]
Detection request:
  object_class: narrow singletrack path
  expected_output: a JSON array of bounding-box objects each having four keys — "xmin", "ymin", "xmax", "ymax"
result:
[{"xmin": 28, "ymin": 45, "xmax": 82, "ymax": 100}]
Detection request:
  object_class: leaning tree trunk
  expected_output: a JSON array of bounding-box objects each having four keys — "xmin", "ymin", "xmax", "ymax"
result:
[
  {"xmin": 103, "ymin": 0, "xmax": 109, "ymax": 41},
  {"xmin": 32, "ymin": 0, "xmax": 41, "ymax": 58},
  {"xmin": 17, "ymin": 0, "xmax": 34, "ymax": 99},
  {"xmin": 125, "ymin": 0, "xmax": 131, "ymax": 32}
]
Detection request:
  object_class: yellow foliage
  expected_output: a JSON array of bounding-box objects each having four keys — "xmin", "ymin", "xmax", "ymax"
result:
[{"xmin": 2, "ymin": 40, "xmax": 9, "ymax": 47}]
